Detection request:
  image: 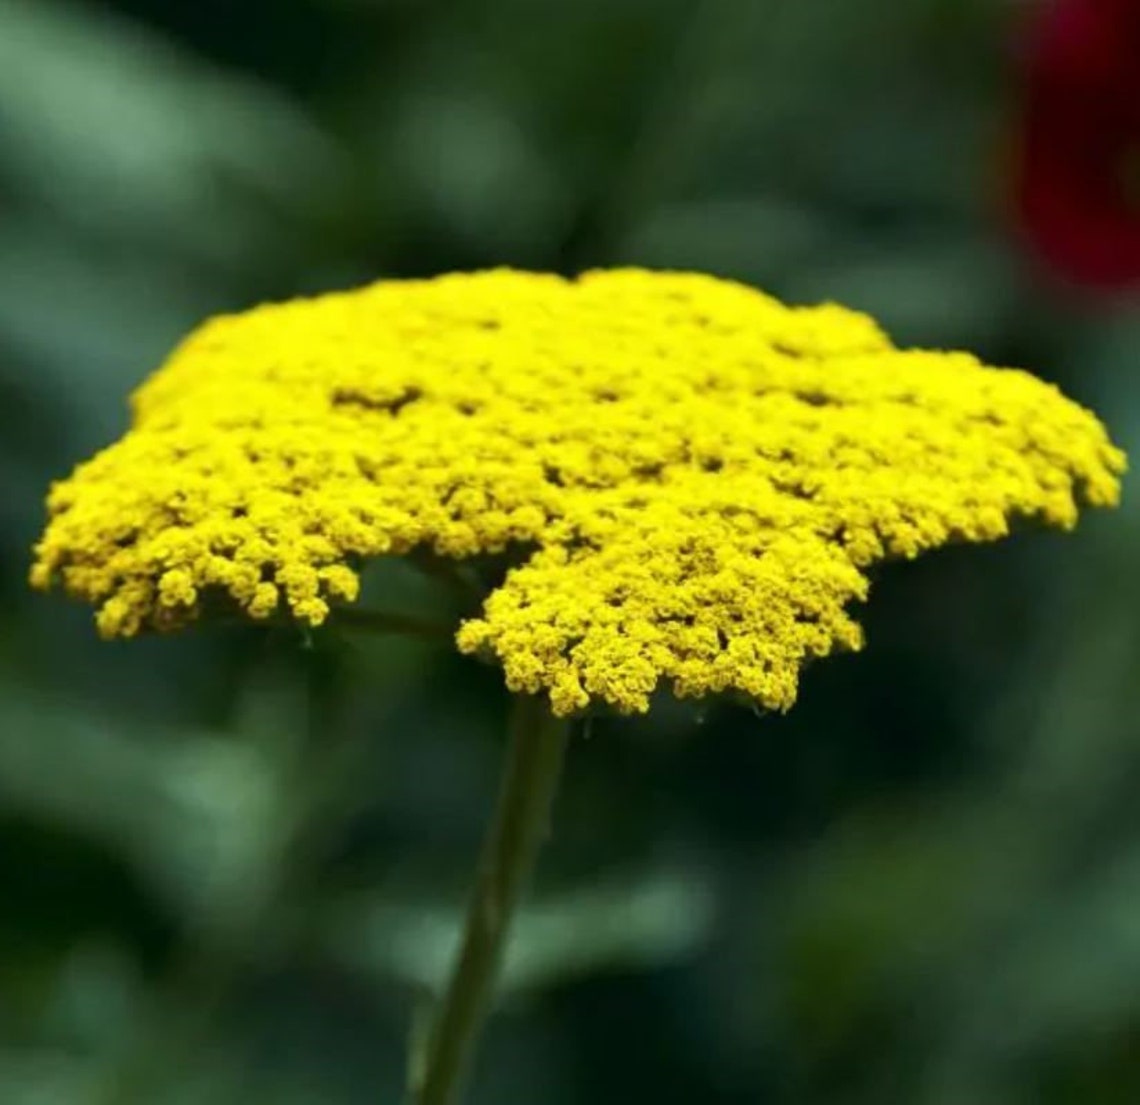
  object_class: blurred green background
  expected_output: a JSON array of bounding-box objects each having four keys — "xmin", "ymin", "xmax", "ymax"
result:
[{"xmin": 3, "ymin": 0, "xmax": 1140, "ymax": 1101}]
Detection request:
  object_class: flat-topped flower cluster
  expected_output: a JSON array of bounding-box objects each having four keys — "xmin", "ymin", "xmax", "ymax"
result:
[{"xmin": 31, "ymin": 269, "xmax": 1125, "ymax": 715}]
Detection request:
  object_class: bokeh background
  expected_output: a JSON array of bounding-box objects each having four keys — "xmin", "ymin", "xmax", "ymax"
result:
[{"xmin": 3, "ymin": 0, "xmax": 1140, "ymax": 1102}]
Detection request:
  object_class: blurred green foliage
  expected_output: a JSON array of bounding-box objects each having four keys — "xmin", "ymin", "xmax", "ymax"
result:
[{"xmin": 2, "ymin": 0, "xmax": 1140, "ymax": 1101}]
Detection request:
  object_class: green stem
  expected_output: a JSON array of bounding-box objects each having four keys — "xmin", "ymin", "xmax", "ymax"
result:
[{"xmin": 411, "ymin": 695, "xmax": 571, "ymax": 1105}]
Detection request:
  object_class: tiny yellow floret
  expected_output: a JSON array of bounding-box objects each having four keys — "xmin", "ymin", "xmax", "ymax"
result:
[{"xmin": 30, "ymin": 269, "xmax": 1126, "ymax": 716}]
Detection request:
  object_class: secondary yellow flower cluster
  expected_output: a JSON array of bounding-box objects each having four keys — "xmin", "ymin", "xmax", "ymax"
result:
[{"xmin": 31, "ymin": 269, "xmax": 1124, "ymax": 715}]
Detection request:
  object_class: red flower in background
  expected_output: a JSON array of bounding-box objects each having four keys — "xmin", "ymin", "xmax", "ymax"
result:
[{"xmin": 1016, "ymin": 0, "xmax": 1140, "ymax": 288}]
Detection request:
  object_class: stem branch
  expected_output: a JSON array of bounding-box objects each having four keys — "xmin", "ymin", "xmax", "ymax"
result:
[{"xmin": 335, "ymin": 607, "xmax": 455, "ymax": 638}]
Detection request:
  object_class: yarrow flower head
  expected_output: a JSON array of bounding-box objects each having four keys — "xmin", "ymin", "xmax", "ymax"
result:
[{"xmin": 31, "ymin": 269, "xmax": 1124, "ymax": 716}]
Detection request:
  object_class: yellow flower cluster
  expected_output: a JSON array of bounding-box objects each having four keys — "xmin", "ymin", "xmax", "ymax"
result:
[{"xmin": 31, "ymin": 269, "xmax": 1125, "ymax": 716}]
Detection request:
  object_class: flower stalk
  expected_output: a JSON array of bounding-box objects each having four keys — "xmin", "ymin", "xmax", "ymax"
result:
[{"xmin": 410, "ymin": 694, "xmax": 571, "ymax": 1105}]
